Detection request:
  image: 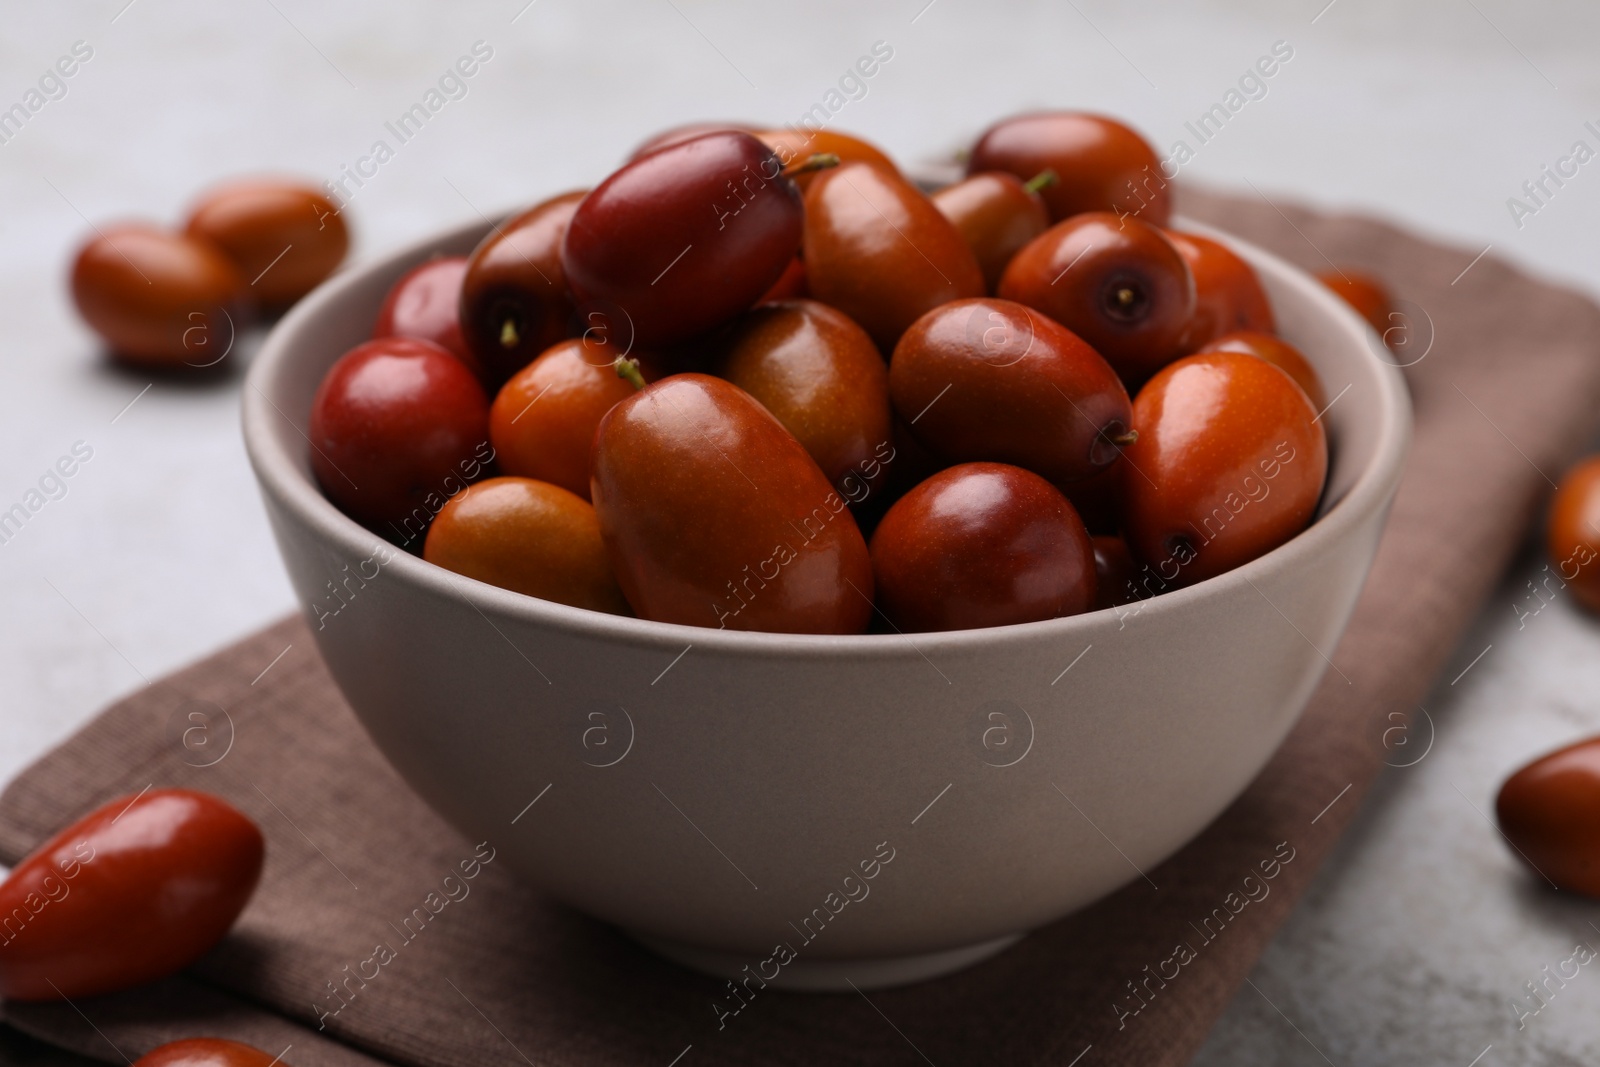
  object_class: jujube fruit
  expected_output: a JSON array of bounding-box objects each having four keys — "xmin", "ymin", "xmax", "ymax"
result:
[
  {"xmin": 563, "ymin": 132, "xmax": 801, "ymax": 345},
  {"xmin": 135, "ymin": 1039, "xmax": 289, "ymax": 1067},
  {"xmin": 0, "ymin": 789, "xmax": 262, "ymax": 1001},
  {"xmin": 1547, "ymin": 456, "xmax": 1600, "ymax": 613},
  {"xmin": 714, "ymin": 299, "xmax": 891, "ymax": 491},
  {"xmin": 70, "ymin": 224, "xmax": 243, "ymax": 368},
  {"xmin": 183, "ymin": 179, "xmax": 347, "ymax": 310},
  {"xmin": 1168, "ymin": 230, "xmax": 1274, "ymax": 350},
  {"xmin": 1119, "ymin": 352, "xmax": 1327, "ymax": 586},
  {"xmin": 424, "ymin": 477, "xmax": 628, "ymax": 613},
  {"xmin": 309, "ymin": 337, "xmax": 491, "ymax": 535},
  {"xmin": 967, "ymin": 111, "xmax": 1171, "ymax": 225},
  {"xmin": 591, "ymin": 374, "xmax": 873, "ymax": 633},
  {"xmin": 932, "ymin": 171, "xmax": 1053, "ymax": 292},
  {"xmin": 870, "ymin": 462, "xmax": 1095, "ymax": 632},
  {"xmin": 889, "ymin": 298, "xmax": 1132, "ymax": 485},
  {"xmin": 374, "ymin": 255, "xmax": 476, "ymax": 375},
  {"xmin": 489, "ymin": 336, "xmax": 656, "ymax": 500},
  {"xmin": 1316, "ymin": 268, "xmax": 1392, "ymax": 335},
  {"xmin": 1197, "ymin": 329, "xmax": 1325, "ymax": 409},
  {"xmin": 999, "ymin": 212, "xmax": 1195, "ymax": 385},
  {"xmin": 460, "ymin": 190, "xmax": 585, "ymax": 387},
  {"xmin": 1497, "ymin": 736, "xmax": 1600, "ymax": 898},
  {"xmin": 803, "ymin": 160, "xmax": 984, "ymax": 352}
]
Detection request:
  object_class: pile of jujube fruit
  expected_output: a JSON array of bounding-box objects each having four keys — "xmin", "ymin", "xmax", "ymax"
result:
[{"xmin": 310, "ymin": 111, "xmax": 1365, "ymax": 635}]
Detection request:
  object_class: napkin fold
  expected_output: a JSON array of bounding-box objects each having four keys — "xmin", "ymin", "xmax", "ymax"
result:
[{"xmin": 5, "ymin": 188, "xmax": 1600, "ymax": 1067}]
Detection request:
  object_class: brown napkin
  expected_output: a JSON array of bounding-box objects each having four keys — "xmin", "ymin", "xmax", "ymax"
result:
[{"xmin": 5, "ymin": 188, "xmax": 1600, "ymax": 1067}]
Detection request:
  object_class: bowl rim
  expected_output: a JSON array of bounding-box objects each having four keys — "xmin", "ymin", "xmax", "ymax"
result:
[{"xmin": 242, "ymin": 210, "xmax": 1412, "ymax": 658}]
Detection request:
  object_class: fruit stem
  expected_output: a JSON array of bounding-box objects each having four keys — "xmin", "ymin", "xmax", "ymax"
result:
[
  {"xmin": 1110, "ymin": 429, "xmax": 1139, "ymax": 447},
  {"xmin": 784, "ymin": 152, "xmax": 841, "ymax": 178},
  {"xmin": 499, "ymin": 318, "xmax": 519, "ymax": 349},
  {"xmin": 613, "ymin": 357, "xmax": 646, "ymax": 391},
  {"xmin": 1025, "ymin": 168, "xmax": 1059, "ymax": 194}
]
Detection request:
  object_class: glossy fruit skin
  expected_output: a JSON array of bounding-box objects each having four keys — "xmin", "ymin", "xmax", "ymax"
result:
[
  {"xmin": 135, "ymin": 1039, "xmax": 286, "ymax": 1067},
  {"xmin": 70, "ymin": 224, "xmax": 243, "ymax": 367},
  {"xmin": 424, "ymin": 476, "xmax": 628, "ymax": 613},
  {"xmin": 1497, "ymin": 736, "xmax": 1600, "ymax": 897},
  {"xmin": 803, "ymin": 161, "xmax": 985, "ymax": 352},
  {"xmin": 0, "ymin": 789, "xmax": 263, "ymax": 1002},
  {"xmin": 1091, "ymin": 535, "xmax": 1140, "ymax": 610},
  {"xmin": 591, "ymin": 374, "xmax": 872, "ymax": 633},
  {"xmin": 374, "ymin": 256, "xmax": 476, "ymax": 375},
  {"xmin": 1197, "ymin": 329, "xmax": 1325, "ymax": 409},
  {"xmin": 631, "ymin": 121, "xmax": 759, "ymax": 160},
  {"xmin": 756, "ymin": 128, "xmax": 897, "ymax": 190},
  {"xmin": 309, "ymin": 338, "xmax": 491, "ymax": 534},
  {"xmin": 1547, "ymin": 456, "xmax": 1600, "ymax": 613},
  {"xmin": 563, "ymin": 132, "xmax": 801, "ymax": 345},
  {"xmin": 889, "ymin": 298, "xmax": 1131, "ymax": 485},
  {"xmin": 714, "ymin": 299, "xmax": 891, "ymax": 490},
  {"xmin": 183, "ymin": 179, "xmax": 347, "ymax": 309},
  {"xmin": 489, "ymin": 337, "xmax": 656, "ymax": 500},
  {"xmin": 932, "ymin": 172, "xmax": 1051, "ymax": 292},
  {"xmin": 1120, "ymin": 352, "xmax": 1327, "ymax": 586},
  {"xmin": 968, "ymin": 111, "xmax": 1170, "ymax": 226},
  {"xmin": 1168, "ymin": 231, "xmax": 1275, "ymax": 350},
  {"xmin": 999, "ymin": 212, "xmax": 1195, "ymax": 386},
  {"xmin": 870, "ymin": 462, "xmax": 1095, "ymax": 632},
  {"xmin": 460, "ymin": 191, "xmax": 585, "ymax": 387},
  {"xmin": 1316, "ymin": 269, "xmax": 1391, "ymax": 334}
]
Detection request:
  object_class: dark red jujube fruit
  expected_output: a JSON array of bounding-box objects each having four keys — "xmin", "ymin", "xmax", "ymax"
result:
[
  {"xmin": 870, "ymin": 462, "xmax": 1096, "ymax": 632},
  {"xmin": 563, "ymin": 131, "xmax": 802, "ymax": 345},
  {"xmin": 309, "ymin": 337, "xmax": 491, "ymax": 537},
  {"xmin": 374, "ymin": 255, "xmax": 476, "ymax": 374},
  {"xmin": 967, "ymin": 111, "xmax": 1171, "ymax": 225},
  {"xmin": 1497, "ymin": 736, "xmax": 1600, "ymax": 898},
  {"xmin": 0, "ymin": 789, "xmax": 263, "ymax": 1001}
]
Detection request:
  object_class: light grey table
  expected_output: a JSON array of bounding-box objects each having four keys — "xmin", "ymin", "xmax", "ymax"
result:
[{"xmin": 2, "ymin": 2, "xmax": 1596, "ymax": 1062}]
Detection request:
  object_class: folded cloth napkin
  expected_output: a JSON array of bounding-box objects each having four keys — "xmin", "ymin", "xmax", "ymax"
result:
[{"xmin": 4, "ymin": 188, "xmax": 1599, "ymax": 1067}]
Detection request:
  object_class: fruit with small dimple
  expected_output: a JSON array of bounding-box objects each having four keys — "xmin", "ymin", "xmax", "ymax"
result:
[
  {"xmin": 714, "ymin": 299, "xmax": 891, "ymax": 491},
  {"xmin": 1168, "ymin": 230, "xmax": 1275, "ymax": 350},
  {"xmin": 183, "ymin": 179, "xmax": 347, "ymax": 309},
  {"xmin": 1197, "ymin": 329, "xmax": 1325, "ymax": 409},
  {"xmin": 889, "ymin": 298, "xmax": 1132, "ymax": 485},
  {"xmin": 374, "ymin": 256, "xmax": 477, "ymax": 375},
  {"xmin": 870, "ymin": 462, "xmax": 1095, "ymax": 632},
  {"xmin": 70, "ymin": 224, "xmax": 243, "ymax": 368},
  {"xmin": 424, "ymin": 476, "xmax": 628, "ymax": 613},
  {"xmin": 1547, "ymin": 456, "xmax": 1600, "ymax": 613},
  {"xmin": 563, "ymin": 132, "xmax": 801, "ymax": 345},
  {"xmin": 460, "ymin": 191, "xmax": 585, "ymax": 386},
  {"xmin": 309, "ymin": 337, "xmax": 491, "ymax": 534},
  {"xmin": 803, "ymin": 161, "xmax": 984, "ymax": 352},
  {"xmin": 0, "ymin": 789, "xmax": 262, "ymax": 1001},
  {"xmin": 1497, "ymin": 736, "xmax": 1600, "ymax": 898},
  {"xmin": 1119, "ymin": 352, "xmax": 1327, "ymax": 586},
  {"xmin": 932, "ymin": 171, "xmax": 1052, "ymax": 292},
  {"xmin": 591, "ymin": 374, "xmax": 872, "ymax": 633},
  {"xmin": 999, "ymin": 212, "xmax": 1195, "ymax": 386},
  {"xmin": 967, "ymin": 111, "xmax": 1171, "ymax": 225},
  {"xmin": 489, "ymin": 337, "xmax": 656, "ymax": 500}
]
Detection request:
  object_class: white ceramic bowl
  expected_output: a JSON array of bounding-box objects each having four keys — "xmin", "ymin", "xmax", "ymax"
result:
[{"xmin": 242, "ymin": 214, "xmax": 1409, "ymax": 990}]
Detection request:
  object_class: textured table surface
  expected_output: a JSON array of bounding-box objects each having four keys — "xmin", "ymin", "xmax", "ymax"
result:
[{"xmin": 2, "ymin": 1, "xmax": 1598, "ymax": 1063}]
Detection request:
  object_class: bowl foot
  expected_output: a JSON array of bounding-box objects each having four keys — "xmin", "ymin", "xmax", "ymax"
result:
[{"xmin": 629, "ymin": 931, "xmax": 1025, "ymax": 991}]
